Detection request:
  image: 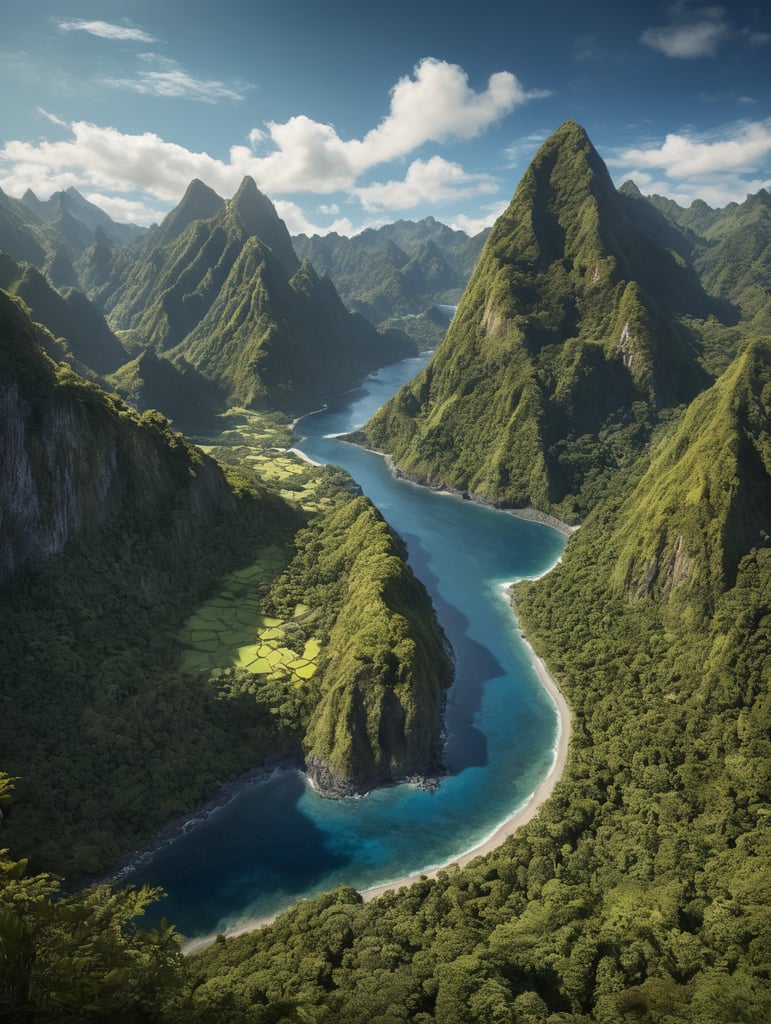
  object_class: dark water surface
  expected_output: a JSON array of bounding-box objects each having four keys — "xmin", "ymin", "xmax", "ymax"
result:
[{"xmin": 127, "ymin": 354, "xmax": 566, "ymax": 940}]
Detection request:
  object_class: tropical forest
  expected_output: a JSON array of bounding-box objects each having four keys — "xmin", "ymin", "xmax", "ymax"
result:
[{"xmin": 0, "ymin": 117, "xmax": 768, "ymax": 1024}]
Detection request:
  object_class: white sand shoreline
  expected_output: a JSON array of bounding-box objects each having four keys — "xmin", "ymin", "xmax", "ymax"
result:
[{"xmin": 183, "ymin": 625, "xmax": 571, "ymax": 955}]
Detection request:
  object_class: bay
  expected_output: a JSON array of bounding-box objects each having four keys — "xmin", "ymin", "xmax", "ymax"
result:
[{"xmin": 126, "ymin": 353, "xmax": 566, "ymax": 941}]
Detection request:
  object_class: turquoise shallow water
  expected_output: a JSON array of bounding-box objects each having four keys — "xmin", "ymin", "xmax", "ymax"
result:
[{"xmin": 125, "ymin": 354, "xmax": 566, "ymax": 940}]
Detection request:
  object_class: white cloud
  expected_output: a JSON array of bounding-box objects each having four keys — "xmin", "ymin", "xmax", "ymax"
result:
[
  {"xmin": 102, "ymin": 66, "xmax": 249, "ymax": 103},
  {"xmin": 641, "ymin": 5, "xmax": 729, "ymax": 58},
  {"xmin": 348, "ymin": 58, "xmax": 550, "ymax": 169},
  {"xmin": 448, "ymin": 203, "xmax": 508, "ymax": 236},
  {"xmin": 0, "ymin": 58, "xmax": 549, "ymax": 225},
  {"xmin": 613, "ymin": 119, "xmax": 771, "ymax": 177},
  {"xmin": 318, "ymin": 203, "xmax": 340, "ymax": 215},
  {"xmin": 83, "ymin": 192, "xmax": 165, "ymax": 226},
  {"xmin": 274, "ymin": 199, "xmax": 354, "ymax": 237},
  {"xmin": 609, "ymin": 119, "xmax": 771, "ymax": 207},
  {"xmin": 356, "ymin": 157, "xmax": 498, "ymax": 211},
  {"xmin": 57, "ymin": 19, "xmax": 156, "ymax": 43},
  {"xmin": 36, "ymin": 107, "xmax": 67, "ymax": 127}
]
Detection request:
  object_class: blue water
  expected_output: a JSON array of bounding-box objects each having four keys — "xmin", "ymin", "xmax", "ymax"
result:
[{"xmin": 126, "ymin": 354, "xmax": 566, "ymax": 940}]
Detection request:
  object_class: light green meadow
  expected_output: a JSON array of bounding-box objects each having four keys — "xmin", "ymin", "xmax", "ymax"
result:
[{"xmin": 177, "ymin": 544, "xmax": 320, "ymax": 686}]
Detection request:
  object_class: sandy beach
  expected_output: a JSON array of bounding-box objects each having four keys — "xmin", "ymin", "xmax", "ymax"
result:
[
  {"xmin": 359, "ymin": 635, "xmax": 571, "ymax": 902},
  {"xmin": 183, "ymin": 632, "xmax": 571, "ymax": 954}
]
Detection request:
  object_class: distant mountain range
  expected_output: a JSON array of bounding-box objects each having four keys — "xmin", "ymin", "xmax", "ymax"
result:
[{"xmin": 293, "ymin": 217, "xmax": 488, "ymax": 347}]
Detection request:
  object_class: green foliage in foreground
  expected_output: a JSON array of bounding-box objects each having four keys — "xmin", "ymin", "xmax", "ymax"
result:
[{"xmin": 0, "ymin": 775, "xmax": 185, "ymax": 1024}]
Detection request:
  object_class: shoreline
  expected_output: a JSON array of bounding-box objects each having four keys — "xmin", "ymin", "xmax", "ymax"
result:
[
  {"xmin": 183, "ymin": 624, "xmax": 571, "ymax": 955},
  {"xmin": 357, "ymin": 629, "xmax": 571, "ymax": 901}
]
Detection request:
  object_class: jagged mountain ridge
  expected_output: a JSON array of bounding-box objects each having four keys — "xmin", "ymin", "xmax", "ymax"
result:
[
  {"xmin": 354, "ymin": 120, "xmax": 727, "ymax": 522},
  {"xmin": 293, "ymin": 218, "xmax": 488, "ymax": 347},
  {"xmin": 0, "ymin": 254, "xmax": 128, "ymax": 375},
  {"xmin": 22, "ymin": 185, "xmax": 147, "ymax": 245},
  {"xmin": 611, "ymin": 338, "xmax": 771, "ymax": 607},
  {"xmin": 89, "ymin": 176, "xmax": 415, "ymax": 414}
]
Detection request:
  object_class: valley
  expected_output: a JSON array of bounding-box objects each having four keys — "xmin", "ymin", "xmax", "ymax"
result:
[{"xmin": 0, "ymin": 118, "xmax": 768, "ymax": 1023}]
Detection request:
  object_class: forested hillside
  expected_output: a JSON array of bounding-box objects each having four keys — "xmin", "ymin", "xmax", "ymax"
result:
[
  {"xmin": 293, "ymin": 217, "xmax": 487, "ymax": 347},
  {"xmin": 0, "ymin": 293, "xmax": 450, "ymax": 885},
  {"xmin": 354, "ymin": 121, "xmax": 752, "ymax": 522}
]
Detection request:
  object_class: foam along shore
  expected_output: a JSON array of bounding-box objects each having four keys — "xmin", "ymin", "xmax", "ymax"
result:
[
  {"xmin": 182, "ymin": 627, "xmax": 571, "ymax": 955},
  {"xmin": 358, "ymin": 631, "xmax": 571, "ymax": 902}
]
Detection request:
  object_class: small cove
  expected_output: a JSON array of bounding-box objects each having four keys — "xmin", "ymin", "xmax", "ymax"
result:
[{"xmin": 125, "ymin": 353, "xmax": 566, "ymax": 941}]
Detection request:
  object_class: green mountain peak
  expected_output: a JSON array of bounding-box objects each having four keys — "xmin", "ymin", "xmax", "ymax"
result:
[{"xmin": 355, "ymin": 121, "xmax": 712, "ymax": 521}]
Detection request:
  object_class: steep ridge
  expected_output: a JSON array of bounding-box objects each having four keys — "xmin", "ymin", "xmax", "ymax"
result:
[
  {"xmin": 355, "ymin": 121, "xmax": 715, "ymax": 521},
  {"xmin": 611, "ymin": 339, "xmax": 771, "ymax": 608},
  {"xmin": 0, "ymin": 289, "xmax": 234, "ymax": 583},
  {"xmin": 0, "ymin": 290, "xmax": 449, "ymax": 874},
  {"xmin": 0, "ymin": 257, "xmax": 127, "ymax": 374},
  {"xmin": 94, "ymin": 177, "xmax": 414, "ymax": 414}
]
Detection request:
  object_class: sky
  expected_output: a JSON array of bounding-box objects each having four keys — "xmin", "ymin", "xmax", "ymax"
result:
[{"xmin": 1, "ymin": 0, "xmax": 770, "ymax": 236}]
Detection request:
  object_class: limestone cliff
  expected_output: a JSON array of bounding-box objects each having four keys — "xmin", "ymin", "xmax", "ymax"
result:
[{"xmin": 0, "ymin": 291, "xmax": 233, "ymax": 583}]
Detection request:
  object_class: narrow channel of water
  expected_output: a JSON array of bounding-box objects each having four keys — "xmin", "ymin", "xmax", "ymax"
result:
[{"xmin": 126, "ymin": 354, "xmax": 565, "ymax": 940}]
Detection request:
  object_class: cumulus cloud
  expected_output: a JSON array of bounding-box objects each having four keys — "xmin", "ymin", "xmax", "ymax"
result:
[
  {"xmin": 348, "ymin": 58, "xmax": 550, "ymax": 168},
  {"xmin": 83, "ymin": 192, "xmax": 165, "ymax": 226},
  {"xmin": 0, "ymin": 58, "xmax": 547, "ymax": 204},
  {"xmin": 356, "ymin": 157, "xmax": 498, "ymax": 211},
  {"xmin": 609, "ymin": 119, "xmax": 771, "ymax": 207},
  {"xmin": 613, "ymin": 119, "xmax": 771, "ymax": 177},
  {"xmin": 641, "ymin": 5, "xmax": 729, "ymax": 58},
  {"xmin": 0, "ymin": 58, "xmax": 551, "ymax": 229},
  {"xmin": 448, "ymin": 203, "xmax": 508, "ymax": 236},
  {"xmin": 273, "ymin": 199, "xmax": 354, "ymax": 237},
  {"xmin": 57, "ymin": 19, "xmax": 156, "ymax": 43}
]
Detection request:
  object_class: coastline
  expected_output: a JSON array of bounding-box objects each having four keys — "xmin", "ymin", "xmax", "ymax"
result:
[
  {"xmin": 358, "ymin": 630, "xmax": 571, "ymax": 901},
  {"xmin": 183, "ymin": 625, "xmax": 571, "ymax": 954}
]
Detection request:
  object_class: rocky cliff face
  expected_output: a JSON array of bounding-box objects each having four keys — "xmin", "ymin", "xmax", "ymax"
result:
[{"xmin": 0, "ymin": 291, "xmax": 233, "ymax": 583}]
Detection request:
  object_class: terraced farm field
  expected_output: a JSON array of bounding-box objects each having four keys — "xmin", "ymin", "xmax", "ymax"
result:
[{"xmin": 178, "ymin": 545, "xmax": 320, "ymax": 684}]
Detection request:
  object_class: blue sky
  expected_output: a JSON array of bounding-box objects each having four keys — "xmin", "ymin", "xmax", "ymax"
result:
[{"xmin": 1, "ymin": 1, "xmax": 770, "ymax": 235}]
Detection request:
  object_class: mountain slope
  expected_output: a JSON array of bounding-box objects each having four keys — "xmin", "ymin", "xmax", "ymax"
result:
[
  {"xmin": 355, "ymin": 121, "xmax": 716, "ymax": 521},
  {"xmin": 0, "ymin": 258, "xmax": 127, "ymax": 374},
  {"xmin": 293, "ymin": 219, "xmax": 486, "ymax": 347},
  {"xmin": 0, "ymin": 290, "xmax": 448, "ymax": 873},
  {"xmin": 93, "ymin": 177, "xmax": 414, "ymax": 414},
  {"xmin": 611, "ymin": 338, "xmax": 771, "ymax": 608}
]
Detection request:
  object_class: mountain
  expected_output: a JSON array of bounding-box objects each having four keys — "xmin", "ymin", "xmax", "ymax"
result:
[
  {"xmin": 353, "ymin": 120, "xmax": 725, "ymax": 522},
  {"xmin": 0, "ymin": 289, "xmax": 237, "ymax": 584},
  {"xmin": 0, "ymin": 255, "xmax": 127, "ymax": 374},
  {"xmin": 293, "ymin": 217, "xmax": 488, "ymax": 347},
  {"xmin": 105, "ymin": 347, "xmax": 225, "ymax": 433},
  {"xmin": 0, "ymin": 289, "xmax": 449, "ymax": 876},
  {"xmin": 611, "ymin": 338, "xmax": 771, "ymax": 608},
  {"xmin": 22, "ymin": 185, "xmax": 147, "ymax": 246},
  {"xmin": 181, "ymin": 326, "xmax": 770, "ymax": 1024},
  {"xmin": 96, "ymin": 176, "xmax": 415, "ymax": 415}
]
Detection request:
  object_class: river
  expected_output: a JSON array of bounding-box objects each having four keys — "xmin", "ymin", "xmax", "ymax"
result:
[{"xmin": 126, "ymin": 353, "xmax": 566, "ymax": 941}]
